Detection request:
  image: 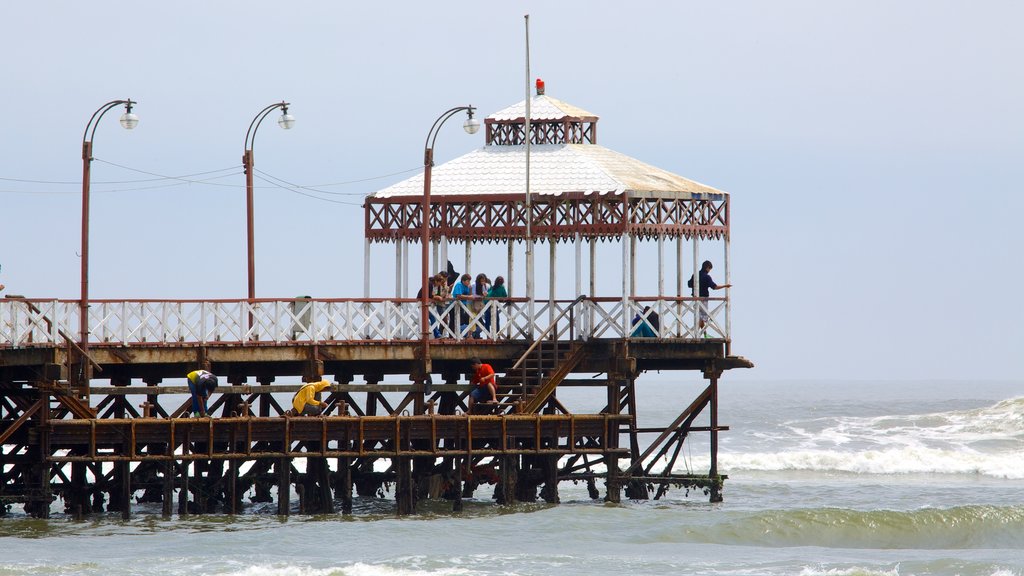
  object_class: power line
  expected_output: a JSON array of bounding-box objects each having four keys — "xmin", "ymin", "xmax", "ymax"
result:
[
  {"xmin": 253, "ymin": 173, "xmax": 364, "ymax": 206},
  {"xmin": 0, "ymin": 160, "xmax": 416, "ymax": 200}
]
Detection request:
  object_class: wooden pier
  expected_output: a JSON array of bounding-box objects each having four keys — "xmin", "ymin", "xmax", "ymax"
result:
[{"xmin": 0, "ymin": 295, "xmax": 750, "ymax": 518}]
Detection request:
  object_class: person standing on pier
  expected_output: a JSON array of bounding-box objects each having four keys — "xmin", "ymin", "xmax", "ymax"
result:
[
  {"xmin": 486, "ymin": 276, "xmax": 508, "ymax": 335},
  {"xmin": 688, "ymin": 260, "xmax": 732, "ymax": 336},
  {"xmin": 452, "ymin": 274, "xmax": 474, "ymax": 338},
  {"xmin": 468, "ymin": 357, "xmax": 497, "ymax": 412},
  {"xmin": 185, "ymin": 370, "xmax": 218, "ymax": 417},
  {"xmin": 292, "ymin": 379, "xmax": 332, "ymax": 416}
]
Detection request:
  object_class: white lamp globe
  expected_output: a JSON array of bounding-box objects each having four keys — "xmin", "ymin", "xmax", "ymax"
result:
[{"xmin": 119, "ymin": 112, "xmax": 139, "ymax": 130}]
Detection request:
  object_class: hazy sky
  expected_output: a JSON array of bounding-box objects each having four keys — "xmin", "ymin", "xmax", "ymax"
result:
[{"xmin": 2, "ymin": 1, "xmax": 1022, "ymax": 382}]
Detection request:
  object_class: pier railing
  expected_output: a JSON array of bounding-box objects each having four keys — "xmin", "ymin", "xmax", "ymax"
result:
[{"xmin": 0, "ymin": 296, "xmax": 728, "ymax": 346}]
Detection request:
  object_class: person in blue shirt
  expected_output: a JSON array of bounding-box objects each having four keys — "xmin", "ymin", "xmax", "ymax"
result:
[
  {"xmin": 451, "ymin": 273, "xmax": 475, "ymax": 337},
  {"xmin": 688, "ymin": 260, "xmax": 732, "ymax": 335}
]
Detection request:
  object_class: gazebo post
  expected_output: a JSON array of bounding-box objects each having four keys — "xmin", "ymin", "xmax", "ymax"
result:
[
  {"xmin": 676, "ymin": 235, "xmax": 684, "ymax": 337},
  {"xmin": 395, "ymin": 241, "xmax": 402, "ymax": 298},
  {"xmin": 403, "ymin": 237, "xmax": 411, "ymax": 295},
  {"xmin": 630, "ymin": 234, "xmax": 637, "ymax": 298},
  {"xmin": 692, "ymin": 236, "xmax": 700, "ymax": 336},
  {"xmin": 441, "ymin": 236, "xmax": 448, "ymax": 279},
  {"xmin": 589, "ymin": 237, "xmax": 597, "ymax": 337},
  {"xmin": 527, "ymin": 238, "xmax": 535, "ymax": 337},
  {"xmin": 432, "ymin": 239, "xmax": 439, "ymax": 275},
  {"xmin": 507, "ymin": 241, "xmax": 515, "ymax": 339},
  {"xmin": 725, "ymin": 231, "xmax": 732, "ymax": 351},
  {"xmin": 465, "ymin": 241, "xmax": 472, "ymax": 280},
  {"xmin": 364, "ymin": 239, "xmax": 371, "ymax": 299},
  {"xmin": 621, "ymin": 236, "xmax": 630, "ymax": 336},
  {"xmin": 549, "ymin": 240, "xmax": 557, "ymax": 327},
  {"xmin": 658, "ymin": 234, "xmax": 664, "ymax": 297},
  {"xmin": 574, "ymin": 232, "xmax": 582, "ymax": 298}
]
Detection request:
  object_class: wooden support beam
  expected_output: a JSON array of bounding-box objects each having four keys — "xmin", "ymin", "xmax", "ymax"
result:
[
  {"xmin": 120, "ymin": 460, "xmax": 131, "ymax": 520},
  {"xmin": 338, "ymin": 456, "xmax": 353, "ymax": 515},
  {"xmin": 395, "ymin": 456, "xmax": 415, "ymax": 515},
  {"xmin": 162, "ymin": 459, "xmax": 174, "ymax": 517},
  {"xmin": 277, "ymin": 457, "xmax": 291, "ymax": 516}
]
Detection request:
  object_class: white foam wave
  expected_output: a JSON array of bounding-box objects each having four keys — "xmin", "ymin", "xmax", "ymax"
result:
[
  {"xmin": 796, "ymin": 566, "xmax": 899, "ymax": 576},
  {"xmin": 222, "ymin": 564, "xmax": 470, "ymax": 576},
  {"xmin": 805, "ymin": 397, "xmax": 1024, "ymax": 451},
  {"xmin": 698, "ymin": 396, "xmax": 1024, "ymax": 478},
  {"xmin": 705, "ymin": 445, "xmax": 1024, "ymax": 478}
]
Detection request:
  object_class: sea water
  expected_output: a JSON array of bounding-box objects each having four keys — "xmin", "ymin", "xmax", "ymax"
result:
[{"xmin": 2, "ymin": 378, "xmax": 1022, "ymax": 576}]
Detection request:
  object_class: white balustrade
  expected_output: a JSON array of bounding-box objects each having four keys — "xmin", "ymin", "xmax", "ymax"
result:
[{"xmin": 0, "ymin": 296, "xmax": 729, "ymax": 346}]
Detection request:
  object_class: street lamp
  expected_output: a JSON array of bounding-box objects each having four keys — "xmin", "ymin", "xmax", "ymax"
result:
[
  {"xmin": 81, "ymin": 99, "xmax": 138, "ymax": 354},
  {"xmin": 420, "ymin": 106, "xmax": 479, "ymax": 371},
  {"xmin": 242, "ymin": 101, "xmax": 294, "ymax": 302}
]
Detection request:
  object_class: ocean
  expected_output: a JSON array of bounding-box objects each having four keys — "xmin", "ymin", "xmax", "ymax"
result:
[{"xmin": 2, "ymin": 377, "xmax": 1022, "ymax": 576}]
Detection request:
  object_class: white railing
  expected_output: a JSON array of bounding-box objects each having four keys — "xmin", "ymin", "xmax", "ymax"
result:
[{"xmin": 0, "ymin": 296, "xmax": 729, "ymax": 346}]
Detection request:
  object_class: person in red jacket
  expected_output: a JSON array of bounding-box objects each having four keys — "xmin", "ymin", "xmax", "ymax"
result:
[{"xmin": 468, "ymin": 357, "xmax": 497, "ymax": 411}]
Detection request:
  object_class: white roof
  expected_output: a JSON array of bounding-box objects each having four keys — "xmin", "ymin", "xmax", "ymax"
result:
[
  {"xmin": 488, "ymin": 95, "xmax": 598, "ymax": 121},
  {"xmin": 370, "ymin": 144, "xmax": 727, "ymax": 199}
]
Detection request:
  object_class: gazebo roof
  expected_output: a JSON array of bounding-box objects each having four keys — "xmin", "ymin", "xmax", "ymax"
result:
[
  {"xmin": 488, "ymin": 95, "xmax": 598, "ymax": 121},
  {"xmin": 370, "ymin": 143, "xmax": 726, "ymax": 200}
]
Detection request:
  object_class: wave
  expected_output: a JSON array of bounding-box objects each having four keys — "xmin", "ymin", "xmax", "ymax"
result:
[
  {"xmin": 663, "ymin": 505, "xmax": 1024, "ymax": 549},
  {"xmin": 704, "ymin": 396, "xmax": 1024, "ymax": 478},
  {"xmin": 220, "ymin": 564, "xmax": 471, "ymax": 576},
  {"xmin": 710, "ymin": 446, "xmax": 1024, "ymax": 478}
]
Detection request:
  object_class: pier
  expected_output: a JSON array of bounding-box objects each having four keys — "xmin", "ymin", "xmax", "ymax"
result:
[{"xmin": 1, "ymin": 86, "xmax": 751, "ymax": 518}]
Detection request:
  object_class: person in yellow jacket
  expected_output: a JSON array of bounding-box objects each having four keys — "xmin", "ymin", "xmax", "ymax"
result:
[{"xmin": 291, "ymin": 380, "xmax": 332, "ymax": 416}]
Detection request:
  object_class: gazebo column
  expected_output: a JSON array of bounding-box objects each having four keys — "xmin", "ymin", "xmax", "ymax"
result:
[
  {"xmin": 432, "ymin": 239, "xmax": 439, "ymax": 276},
  {"xmin": 465, "ymin": 240, "xmax": 472, "ymax": 278},
  {"xmin": 724, "ymin": 231, "xmax": 732, "ymax": 351},
  {"xmin": 527, "ymin": 237, "xmax": 535, "ymax": 337},
  {"xmin": 402, "ymin": 238, "xmax": 409, "ymax": 298},
  {"xmin": 692, "ymin": 235, "xmax": 701, "ymax": 336},
  {"xmin": 441, "ymin": 235, "xmax": 448, "ymax": 276},
  {"xmin": 657, "ymin": 233, "xmax": 664, "ymax": 336},
  {"xmin": 621, "ymin": 235, "xmax": 630, "ymax": 336},
  {"xmin": 630, "ymin": 233, "xmax": 637, "ymax": 298},
  {"xmin": 507, "ymin": 241, "xmax": 515, "ymax": 295},
  {"xmin": 574, "ymin": 233, "xmax": 582, "ymax": 298},
  {"xmin": 657, "ymin": 234, "xmax": 664, "ymax": 297},
  {"xmin": 363, "ymin": 239, "xmax": 371, "ymax": 299},
  {"xmin": 589, "ymin": 237, "xmax": 596, "ymax": 338},
  {"xmin": 676, "ymin": 235, "xmax": 684, "ymax": 338},
  {"xmin": 395, "ymin": 241, "xmax": 402, "ymax": 298},
  {"xmin": 549, "ymin": 240, "xmax": 556, "ymax": 326}
]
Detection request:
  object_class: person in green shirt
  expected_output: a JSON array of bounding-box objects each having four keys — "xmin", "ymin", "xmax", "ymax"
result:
[{"xmin": 485, "ymin": 276, "xmax": 508, "ymax": 335}]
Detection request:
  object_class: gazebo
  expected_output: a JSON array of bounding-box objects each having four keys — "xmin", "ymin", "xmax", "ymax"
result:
[{"xmin": 364, "ymin": 81, "xmax": 731, "ymax": 347}]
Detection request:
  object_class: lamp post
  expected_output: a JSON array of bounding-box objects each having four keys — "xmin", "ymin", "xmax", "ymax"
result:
[
  {"xmin": 242, "ymin": 101, "xmax": 294, "ymax": 303},
  {"xmin": 420, "ymin": 106, "xmax": 479, "ymax": 377},
  {"xmin": 81, "ymin": 99, "xmax": 138, "ymax": 358}
]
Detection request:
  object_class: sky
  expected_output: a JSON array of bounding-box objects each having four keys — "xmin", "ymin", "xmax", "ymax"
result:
[{"xmin": 2, "ymin": 1, "xmax": 1022, "ymax": 382}]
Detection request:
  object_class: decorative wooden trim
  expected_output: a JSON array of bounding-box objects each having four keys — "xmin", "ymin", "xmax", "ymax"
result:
[{"xmin": 365, "ymin": 195, "xmax": 729, "ymax": 242}]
